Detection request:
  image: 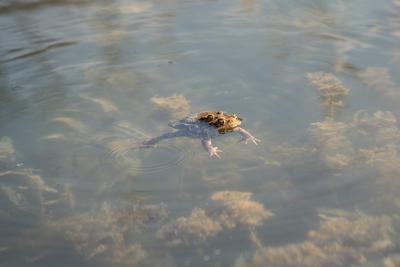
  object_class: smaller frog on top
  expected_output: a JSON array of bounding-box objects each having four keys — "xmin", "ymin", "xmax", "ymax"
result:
[{"xmin": 143, "ymin": 111, "xmax": 260, "ymax": 158}]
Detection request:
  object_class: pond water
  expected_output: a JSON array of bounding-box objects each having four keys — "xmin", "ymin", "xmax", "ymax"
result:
[{"xmin": 1, "ymin": 0, "xmax": 400, "ymax": 266}]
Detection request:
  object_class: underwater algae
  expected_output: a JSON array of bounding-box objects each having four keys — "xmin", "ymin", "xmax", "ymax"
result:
[
  {"xmin": 307, "ymin": 72, "xmax": 349, "ymax": 99},
  {"xmin": 0, "ymin": 136, "xmax": 17, "ymax": 168},
  {"xmin": 0, "ymin": 137, "xmax": 74, "ymax": 232},
  {"xmin": 157, "ymin": 208, "xmax": 222, "ymax": 246},
  {"xmin": 117, "ymin": 2, "xmax": 153, "ymax": 14},
  {"xmin": 234, "ymin": 209, "xmax": 395, "ymax": 267},
  {"xmin": 309, "ymin": 117, "xmax": 353, "ymax": 171},
  {"xmin": 211, "ymin": 191, "xmax": 273, "ymax": 228},
  {"xmin": 356, "ymin": 68, "xmax": 400, "ymax": 106},
  {"xmin": 351, "ymin": 110, "xmax": 400, "ymax": 146},
  {"xmin": 150, "ymin": 94, "xmax": 190, "ymax": 119},
  {"xmin": 80, "ymin": 95, "xmax": 120, "ymax": 115},
  {"xmin": 385, "ymin": 254, "xmax": 400, "ymax": 267},
  {"xmin": 307, "ymin": 72, "xmax": 349, "ymax": 119},
  {"xmin": 23, "ymin": 202, "xmax": 168, "ymax": 266},
  {"xmin": 158, "ymin": 191, "xmax": 273, "ymax": 246},
  {"xmin": 51, "ymin": 117, "xmax": 89, "ymax": 135}
]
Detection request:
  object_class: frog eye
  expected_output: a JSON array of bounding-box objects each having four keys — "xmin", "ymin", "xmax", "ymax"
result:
[{"xmin": 207, "ymin": 114, "xmax": 213, "ymax": 120}]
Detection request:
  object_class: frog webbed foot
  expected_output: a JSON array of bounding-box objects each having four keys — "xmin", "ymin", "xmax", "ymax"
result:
[
  {"xmin": 241, "ymin": 135, "xmax": 261, "ymax": 145},
  {"xmin": 209, "ymin": 146, "xmax": 223, "ymax": 159},
  {"xmin": 201, "ymin": 138, "xmax": 222, "ymax": 159},
  {"xmin": 235, "ymin": 127, "xmax": 260, "ymax": 145}
]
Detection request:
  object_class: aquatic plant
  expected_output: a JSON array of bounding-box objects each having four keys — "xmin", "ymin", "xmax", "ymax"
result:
[
  {"xmin": 235, "ymin": 241, "xmax": 364, "ymax": 267},
  {"xmin": 234, "ymin": 209, "xmax": 394, "ymax": 267},
  {"xmin": 358, "ymin": 145, "xmax": 400, "ymax": 182},
  {"xmin": 356, "ymin": 68, "xmax": 400, "ymax": 104},
  {"xmin": 307, "ymin": 72, "xmax": 349, "ymax": 119},
  {"xmin": 0, "ymin": 136, "xmax": 16, "ymax": 167},
  {"xmin": 211, "ymin": 191, "xmax": 273, "ymax": 228},
  {"xmin": 158, "ymin": 191, "xmax": 273, "ymax": 246},
  {"xmin": 309, "ymin": 118, "xmax": 354, "ymax": 170},
  {"xmin": 51, "ymin": 117, "xmax": 89, "ymax": 134},
  {"xmin": 352, "ymin": 110, "xmax": 400, "ymax": 145},
  {"xmin": 150, "ymin": 94, "xmax": 190, "ymax": 119},
  {"xmin": 308, "ymin": 209, "xmax": 394, "ymax": 253},
  {"xmin": 385, "ymin": 254, "xmax": 400, "ymax": 267},
  {"xmin": 157, "ymin": 208, "xmax": 222, "ymax": 246},
  {"xmin": 117, "ymin": 2, "xmax": 153, "ymax": 14},
  {"xmin": 42, "ymin": 202, "xmax": 167, "ymax": 266},
  {"xmin": 307, "ymin": 72, "xmax": 349, "ymax": 99},
  {"xmin": 0, "ymin": 168, "xmax": 74, "ymax": 226},
  {"xmin": 80, "ymin": 95, "xmax": 120, "ymax": 115}
]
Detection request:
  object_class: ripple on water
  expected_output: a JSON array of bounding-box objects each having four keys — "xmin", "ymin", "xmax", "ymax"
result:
[{"xmin": 117, "ymin": 144, "xmax": 188, "ymax": 175}]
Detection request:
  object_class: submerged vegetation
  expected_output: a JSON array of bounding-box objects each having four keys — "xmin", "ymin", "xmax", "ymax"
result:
[
  {"xmin": 235, "ymin": 209, "xmax": 395, "ymax": 267},
  {"xmin": 307, "ymin": 72, "xmax": 349, "ymax": 119},
  {"xmin": 1, "ymin": 0, "xmax": 400, "ymax": 266},
  {"xmin": 150, "ymin": 94, "xmax": 191, "ymax": 119}
]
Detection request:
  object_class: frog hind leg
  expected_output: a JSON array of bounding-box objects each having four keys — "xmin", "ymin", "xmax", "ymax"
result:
[{"xmin": 143, "ymin": 131, "xmax": 186, "ymax": 146}]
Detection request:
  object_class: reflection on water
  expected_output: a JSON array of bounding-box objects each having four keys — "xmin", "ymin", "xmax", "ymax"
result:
[{"xmin": 1, "ymin": 0, "xmax": 400, "ymax": 266}]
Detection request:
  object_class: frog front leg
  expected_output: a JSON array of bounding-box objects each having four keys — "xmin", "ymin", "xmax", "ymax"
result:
[
  {"xmin": 201, "ymin": 138, "xmax": 222, "ymax": 159},
  {"xmin": 234, "ymin": 127, "xmax": 260, "ymax": 145}
]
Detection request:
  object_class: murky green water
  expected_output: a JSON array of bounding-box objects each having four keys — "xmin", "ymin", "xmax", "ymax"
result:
[{"xmin": 1, "ymin": 0, "xmax": 400, "ymax": 266}]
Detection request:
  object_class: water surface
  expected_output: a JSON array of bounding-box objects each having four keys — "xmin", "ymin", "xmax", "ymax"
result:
[{"xmin": 1, "ymin": 0, "xmax": 400, "ymax": 266}]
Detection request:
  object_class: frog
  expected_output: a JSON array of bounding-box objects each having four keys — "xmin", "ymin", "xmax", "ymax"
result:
[{"xmin": 142, "ymin": 111, "xmax": 260, "ymax": 158}]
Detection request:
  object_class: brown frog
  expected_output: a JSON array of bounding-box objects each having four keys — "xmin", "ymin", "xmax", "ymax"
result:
[{"xmin": 143, "ymin": 111, "xmax": 260, "ymax": 158}]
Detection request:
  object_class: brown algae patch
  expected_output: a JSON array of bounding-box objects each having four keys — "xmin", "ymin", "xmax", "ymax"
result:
[
  {"xmin": 150, "ymin": 94, "xmax": 190, "ymax": 119},
  {"xmin": 307, "ymin": 72, "xmax": 349, "ymax": 109},
  {"xmin": 118, "ymin": 2, "xmax": 153, "ymax": 14},
  {"xmin": 384, "ymin": 254, "xmax": 400, "ymax": 267},
  {"xmin": 80, "ymin": 95, "xmax": 120, "ymax": 115},
  {"xmin": 158, "ymin": 191, "xmax": 273, "ymax": 246},
  {"xmin": 211, "ymin": 191, "xmax": 273, "ymax": 228},
  {"xmin": 356, "ymin": 68, "xmax": 400, "ymax": 104},
  {"xmin": 309, "ymin": 117, "xmax": 354, "ymax": 170},
  {"xmin": 40, "ymin": 203, "xmax": 167, "ymax": 266},
  {"xmin": 307, "ymin": 72, "xmax": 349, "ymax": 98},
  {"xmin": 352, "ymin": 110, "xmax": 400, "ymax": 145},
  {"xmin": 357, "ymin": 145, "xmax": 400, "ymax": 183},
  {"xmin": 0, "ymin": 170, "xmax": 74, "ymax": 222},
  {"xmin": 0, "ymin": 136, "xmax": 16, "ymax": 167},
  {"xmin": 234, "ymin": 209, "xmax": 394, "ymax": 267},
  {"xmin": 50, "ymin": 117, "xmax": 89, "ymax": 134},
  {"xmin": 157, "ymin": 208, "xmax": 222, "ymax": 246}
]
